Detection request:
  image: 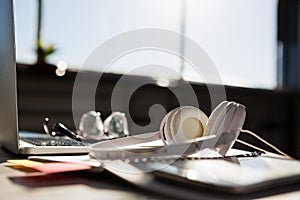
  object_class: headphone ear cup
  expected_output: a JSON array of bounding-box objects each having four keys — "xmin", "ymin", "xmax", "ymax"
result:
[
  {"xmin": 168, "ymin": 106, "xmax": 208, "ymax": 144},
  {"xmin": 204, "ymin": 101, "xmax": 229, "ymax": 136},
  {"xmin": 216, "ymin": 103, "xmax": 246, "ymax": 156},
  {"xmin": 161, "ymin": 108, "xmax": 179, "ymax": 144}
]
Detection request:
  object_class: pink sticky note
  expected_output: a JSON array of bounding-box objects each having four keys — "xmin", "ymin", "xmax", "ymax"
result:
[{"xmin": 31, "ymin": 162, "xmax": 91, "ymax": 174}]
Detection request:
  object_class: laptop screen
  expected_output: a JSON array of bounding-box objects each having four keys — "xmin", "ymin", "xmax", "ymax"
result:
[{"xmin": 0, "ymin": 0, "xmax": 20, "ymax": 153}]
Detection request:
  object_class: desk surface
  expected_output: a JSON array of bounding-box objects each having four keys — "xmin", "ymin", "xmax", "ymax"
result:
[
  {"xmin": 0, "ymin": 146, "xmax": 166, "ymax": 200},
  {"xmin": 1, "ymin": 146, "xmax": 300, "ymax": 200}
]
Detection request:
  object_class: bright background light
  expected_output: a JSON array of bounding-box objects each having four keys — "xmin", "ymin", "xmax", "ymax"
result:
[{"xmin": 14, "ymin": 0, "xmax": 278, "ymax": 89}]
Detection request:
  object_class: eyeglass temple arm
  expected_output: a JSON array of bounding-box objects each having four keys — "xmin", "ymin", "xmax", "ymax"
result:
[{"xmin": 53, "ymin": 123, "xmax": 83, "ymax": 142}]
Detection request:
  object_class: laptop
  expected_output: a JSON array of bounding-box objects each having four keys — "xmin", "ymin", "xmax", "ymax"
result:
[{"xmin": 0, "ymin": 0, "xmax": 89, "ymax": 155}]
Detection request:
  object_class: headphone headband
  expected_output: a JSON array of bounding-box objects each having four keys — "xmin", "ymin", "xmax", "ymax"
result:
[{"xmin": 89, "ymin": 101, "xmax": 246, "ymax": 160}]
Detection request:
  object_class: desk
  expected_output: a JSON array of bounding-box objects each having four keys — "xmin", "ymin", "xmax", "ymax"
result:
[
  {"xmin": 1, "ymin": 146, "xmax": 300, "ymax": 200},
  {"xmin": 0, "ymin": 146, "xmax": 165, "ymax": 200}
]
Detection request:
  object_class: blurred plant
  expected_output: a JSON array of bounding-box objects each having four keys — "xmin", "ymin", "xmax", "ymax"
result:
[{"xmin": 35, "ymin": 40, "xmax": 57, "ymax": 64}]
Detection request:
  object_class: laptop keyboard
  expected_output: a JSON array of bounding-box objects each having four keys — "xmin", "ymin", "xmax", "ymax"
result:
[
  {"xmin": 21, "ymin": 137, "xmax": 84, "ymax": 146},
  {"xmin": 20, "ymin": 137, "xmax": 100, "ymax": 146}
]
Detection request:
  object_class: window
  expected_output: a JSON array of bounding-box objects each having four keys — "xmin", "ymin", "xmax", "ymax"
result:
[
  {"xmin": 14, "ymin": 0, "xmax": 278, "ymax": 89},
  {"xmin": 183, "ymin": 0, "xmax": 278, "ymax": 89}
]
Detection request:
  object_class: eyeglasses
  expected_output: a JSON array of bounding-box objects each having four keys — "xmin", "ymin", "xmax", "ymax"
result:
[{"xmin": 43, "ymin": 111, "xmax": 129, "ymax": 142}]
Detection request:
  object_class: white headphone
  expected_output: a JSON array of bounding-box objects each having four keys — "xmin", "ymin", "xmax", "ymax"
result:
[{"xmin": 89, "ymin": 101, "xmax": 246, "ymax": 160}]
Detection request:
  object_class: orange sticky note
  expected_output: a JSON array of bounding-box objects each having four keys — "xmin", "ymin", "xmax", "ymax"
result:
[{"xmin": 31, "ymin": 162, "xmax": 91, "ymax": 174}]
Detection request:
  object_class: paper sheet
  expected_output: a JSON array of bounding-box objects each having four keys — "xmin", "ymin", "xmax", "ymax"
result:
[{"xmin": 29, "ymin": 155, "xmax": 101, "ymax": 167}]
